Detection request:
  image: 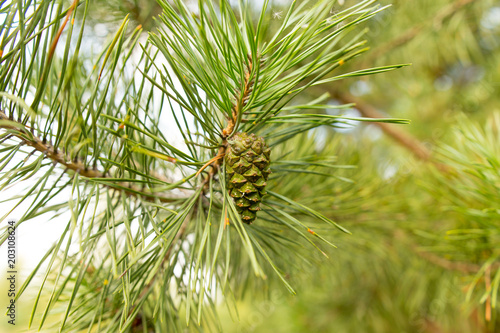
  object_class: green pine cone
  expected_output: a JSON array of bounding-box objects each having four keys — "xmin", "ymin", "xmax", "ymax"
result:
[{"xmin": 225, "ymin": 132, "xmax": 270, "ymax": 223}]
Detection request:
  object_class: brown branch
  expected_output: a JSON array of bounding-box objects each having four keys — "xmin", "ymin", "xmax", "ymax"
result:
[
  {"xmin": 366, "ymin": 0, "xmax": 479, "ymax": 62},
  {"xmin": 0, "ymin": 111, "xmax": 178, "ymax": 203},
  {"xmin": 485, "ymin": 265, "xmax": 491, "ymax": 322},
  {"xmin": 201, "ymin": 55, "xmax": 256, "ymax": 190},
  {"xmin": 335, "ymin": 93, "xmax": 454, "ymax": 173},
  {"xmin": 414, "ymin": 248, "xmax": 500, "ymax": 274},
  {"xmin": 326, "ymin": 0, "xmax": 479, "ymax": 166},
  {"xmin": 415, "ymin": 250, "xmax": 481, "ymax": 274},
  {"xmin": 336, "ymin": 92, "xmax": 432, "ymax": 161}
]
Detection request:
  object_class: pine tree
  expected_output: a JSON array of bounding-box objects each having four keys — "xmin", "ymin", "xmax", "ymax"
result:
[
  {"xmin": 0, "ymin": 0, "xmax": 408, "ymax": 331},
  {"xmin": 1, "ymin": 0, "xmax": 498, "ymax": 332}
]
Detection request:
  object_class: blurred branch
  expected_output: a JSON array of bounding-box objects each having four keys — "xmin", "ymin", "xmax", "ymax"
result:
[
  {"xmin": 416, "ymin": 249, "xmax": 481, "ymax": 273},
  {"xmin": 0, "ymin": 110, "xmax": 179, "ymax": 203},
  {"xmin": 415, "ymin": 248, "xmax": 500, "ymax": 274},
  {"xmin": 325, "ymin": 0, "xmax": 479, "ymax": 164},
  {"xmin": 366, "ymin": 0, "xmax": 479, "ymax": 62},
  {"xmin": 123, "ymin": 0, "xmax": 162, "ymax": 31},
  {"xmin": 335, "ymin": 92, "xmax": 432, "ymax": 160},
  {"xmin": 485, "ymin": 266, "xmax": 491, "ymax": 322}
]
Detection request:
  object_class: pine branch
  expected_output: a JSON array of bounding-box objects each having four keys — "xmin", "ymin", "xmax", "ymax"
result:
[
  {"xmin": 414, "ymin": 248, "xmax": 486, "ymax": 274},
  {"xmin": 202, "ymin": 57, "xmax": 256, "ymax": 190},
  {"xmin": 318, "ymin": 0, "xmax": 479, "ymax": 165},
  {"xmin": 365, "ymin": 0, "xmax": 479, "ymax": 62},
  {"xmin": 0, "ymin": 110, "xmax": 179, "ymax": 203},
  {"xmin": 334, "ymin": 92, "xmax": 432, "ymax": 161},
  {"xmin": 0, "ymin": 0, "xmax": 421, "ymax": 330}
]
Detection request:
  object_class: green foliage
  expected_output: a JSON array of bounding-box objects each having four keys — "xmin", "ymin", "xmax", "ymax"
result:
[
  {"xmin": 421, "ymin": 113, "xmax": 500, "ymax": 317},
  {"xmin": 0, "ymin": 0, "xmax": 410, "ymax": 332},
  {"xmin": 2, "ymin": 0, "xmax": 497, "ymax": 331},
  {"xmin": 225, "ymin": 0, "xmax": 500, "ymax": 331},
  {"xmin": 221, "ymin": 230, "xmax": 477, "ymax": 333}
]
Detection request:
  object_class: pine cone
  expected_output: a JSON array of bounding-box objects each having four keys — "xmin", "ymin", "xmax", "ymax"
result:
[{"xmin": 225, "ymin": 132, "xmax": 270, "ymax": 223}]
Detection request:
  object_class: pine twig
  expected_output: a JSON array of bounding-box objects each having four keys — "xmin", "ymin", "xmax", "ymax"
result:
[
  {"xmin": 126, "ymin": 57, "xmax": 258, "ymax": 322},
  {"xmin": 201, "ymin": 56, "xmax": 256, "ymax": 190},
  {"xmin": 0, "ymin": 110, "xmax": 178, "ymax": 203},
  {"xmin": 195, "ymin": 153, "xmax": 224, "ymax": 177}
]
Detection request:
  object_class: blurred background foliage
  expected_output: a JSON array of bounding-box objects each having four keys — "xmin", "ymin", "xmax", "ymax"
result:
[
  {"xmin": 1, "ymin": 0, "xmax": 499, "ymax": 332},
  {"xmin": 222, "ymin": 0, "xmax": 500, "ymax": 331}
]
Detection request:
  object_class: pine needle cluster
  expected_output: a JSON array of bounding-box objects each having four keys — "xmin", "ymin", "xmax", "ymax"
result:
[{"xmin": 0, "ymin": 0, "xmax": 408, "ymax": 331}]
